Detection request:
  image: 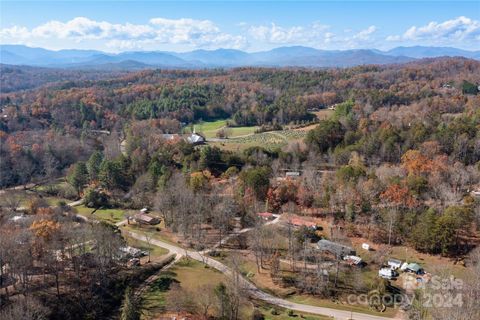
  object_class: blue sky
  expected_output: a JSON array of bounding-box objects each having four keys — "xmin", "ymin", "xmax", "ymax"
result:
[{"xmin": 1, "ymin": 1, "xmax": 479, "ymax": 52}]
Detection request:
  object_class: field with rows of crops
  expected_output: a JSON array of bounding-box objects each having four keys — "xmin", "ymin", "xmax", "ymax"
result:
[{"xmin": 210, "ymin": 129, "xmax": 309, "ymax": 151}]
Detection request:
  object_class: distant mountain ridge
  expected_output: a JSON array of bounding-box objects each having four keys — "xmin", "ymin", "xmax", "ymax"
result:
[{"xmin": 1, "ymin": 44, "xmax": 479, "ymax": 70}]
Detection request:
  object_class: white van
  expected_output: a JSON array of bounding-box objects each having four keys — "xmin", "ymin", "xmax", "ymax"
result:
[{"xmin": 379, "ymin": 268, "xmax": 398, "ymax": 279}]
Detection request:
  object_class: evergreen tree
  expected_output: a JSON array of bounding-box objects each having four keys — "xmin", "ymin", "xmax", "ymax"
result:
[
  {"xmin": 87, "ymin": 151, "xmax": 103, "ymax": 182},
  {"xmin": 120, "ymin": 287, "xmax": 140, "ymax": 320},
  {"xmin": 67, "ymin": 162, "xmax": 88, "ymax": 196}
]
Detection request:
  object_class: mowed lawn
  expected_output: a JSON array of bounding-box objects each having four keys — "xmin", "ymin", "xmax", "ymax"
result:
[
  {"xmin": 141, "ymin": 257, "xmax": 334, "ymax": 320},
  {"xmin": 312, "ymin": 109, "xmax": 334, "ymax": 120},
  {"xmin": 184, "ymin": 119, "xmax": 257, "ymax": 139},
  {"xmin": 256, "ymin": 305, "xmax": 332, "ymax": 320},
  {"xmin": 74, "ymin": 205, "xmax": 126, "ymax": 223},
  {"xmin": 184, "ymin": 119, "xmax": 226, "ymax": 138},
  {"xmin": 228, "ymin": 126, "xmax": 257, "ymax": 137},
  {"xmin": 140, "ymin": 258, "xmax": 227, "ymax": 319}
]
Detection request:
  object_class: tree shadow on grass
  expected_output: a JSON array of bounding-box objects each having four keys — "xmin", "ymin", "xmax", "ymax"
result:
[
  {"xmin": 141, "ymin": 272, "xmax": 179, "ymax": 315},
  {"xmin": 148, "ymin": 272, "xmax": 179, "ymax": 292}
]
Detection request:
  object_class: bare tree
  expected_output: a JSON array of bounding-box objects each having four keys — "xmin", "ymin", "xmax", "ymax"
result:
[
  {"xmin": 0, "ymin": 296, "xmax": 49, "ymax": 320},
  {"xmin": 144, "ymin": 232, "xmax": 153, "ymax": 263},
  {"xmin": 194, "ymin": 284, "xmax": 217, "ymax": 318},
  {"xmin": 0, "ymin": 190, "xmax": 24, "ymax": 211}
]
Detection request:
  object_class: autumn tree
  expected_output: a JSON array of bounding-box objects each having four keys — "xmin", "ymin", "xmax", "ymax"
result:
[{"xmin": 380, "ymin": 183, "xmax": 417, "ymax": 245}]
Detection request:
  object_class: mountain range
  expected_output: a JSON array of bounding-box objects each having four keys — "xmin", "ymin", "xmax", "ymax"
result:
[{"xmin": 1, "ymin": 45, "xmax": 479, "ymax": 70}]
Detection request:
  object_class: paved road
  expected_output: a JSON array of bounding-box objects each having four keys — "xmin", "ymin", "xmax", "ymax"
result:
[
  {"xmin": 0, "ymin": 182, "xmax": 39, "ymax": 194},
  {"xmin": 126, "ymin": 230, "xmax": 395, "ymax": 320},
  {"xmin": 14, "ymin": 198, "xmax": 84, "ymax": 213}
]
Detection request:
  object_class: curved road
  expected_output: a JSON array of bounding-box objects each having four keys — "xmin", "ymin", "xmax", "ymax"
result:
[
  {"xmin": 9, "ymin": 194, "xmax": 395, "ymax": 320},
  {"xmin": 125, "ymin": 230, "xmax": 395, "ymax": 320}
]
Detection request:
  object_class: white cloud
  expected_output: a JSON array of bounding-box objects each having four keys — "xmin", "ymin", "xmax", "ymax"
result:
[
  {"xmin": 30, "ymin": 17, "xmax": 156, "ymax": 41},
  {"xmin": 0, "ymin": 17, "xmax": 247, "ymax": 50},
  {"xmin": 353, "ymin": 26, "xmax": 377, "ymax": 41},
  {"xmin": 247, "ymin": 22, "xmax": 330, "ymax": 44},
  {"xmin": 0, "ymin": 26, "xmax": 30, "ymax": 39},
  {"xmin": 246, "ymin": 22, "xmax": 380, "ymax": 49},
  {"xmin": 387, "ymin": 16, "xmax": 480, "ymax": 44},
  {"xmin": 7, "ymin": 16, "xmax": 476, "ymax": 52}
]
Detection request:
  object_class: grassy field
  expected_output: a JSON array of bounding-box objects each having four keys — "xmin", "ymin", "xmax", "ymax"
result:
[
  {"xmin": 183, "ymin": 119, "xmax": 257, "ymax": 139},
  {"xmin": 312, "ymin": 109, "xmax": 334, "ymax": 120},
  {"xmin": 0, "ymin": 190, "xmax": 72, "ymax": 209},
  {"xmin": 141, "ymin": 257, "xmax": 332, "ymax": 320},
  {"xmin": 256, "ymin": 305, "xmax": 332, "ymax": 320},
  {"xmin": 75, "ymin": 205, "xmax": 127, "ymax": 224},
  {"xmin": 140, "ymin": 258, "xmax": 228, "ymax": 319},
  {"xmin": 227, "ymin": 126, "xmax": 258, "ymax": 137},
  {"xmin": 122, "ymin": 223, "xmax": 182, "ymax": 247}
]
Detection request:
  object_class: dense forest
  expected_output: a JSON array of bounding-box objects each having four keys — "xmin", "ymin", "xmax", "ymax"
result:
[
  {"xmin": 0, "ymin": 64, "xmax": 126, "ymax": 93},
  {"xmin": 1, "ymin": 58, "xmax": 479, "ymax": 188}
]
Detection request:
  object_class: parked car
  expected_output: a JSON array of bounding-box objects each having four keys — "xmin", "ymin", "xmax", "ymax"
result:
[{"xmin": 128, "ymin": 258, "xmax": 140, "ymax": 267}]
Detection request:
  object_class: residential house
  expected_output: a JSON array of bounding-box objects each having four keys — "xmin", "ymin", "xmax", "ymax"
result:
[
  {"xmin": 134, "ymin": 213, "xmax": 160, "ymax": 225},
  {"xmin": 288, "ymin": 217, "xmax": 317, "ymax": 229},
  {"xmin": 187, "ymin": 132, "xmax": 205, "ymax": 145},
  {"xmin": 317, "ymin": 239, "xmax": 356, "ymax": 258},
  {"xmin": 257, "ymin": 212, "xmax": 274, "ymax": 220}
]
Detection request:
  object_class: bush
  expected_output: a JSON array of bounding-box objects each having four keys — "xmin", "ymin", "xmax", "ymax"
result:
[
  {"xmin": 57, "ymin": 200, "xmax": 67, "ymax": 207},
  {"xmin": 462, "ymin": 80, "xmax": 479, "ymax": 95},
  {"xmin": 252, "ymin": 309, "xmax": 265, "ymax": 320},
  {"xmin": 222, "ymin": 166, "xmax": 239, "ymax": 179},
  {"xmin": 44, "ymin": 184, "xmax": 60, "ymax": 196},
  {"xmin": 287, "ymin": 309, "xmax": 295, "ymax": 317},
  {"xmin": 271, "ymin": 308, "xmax": 280, "ymax": 315},
  {"xmin": 84, "ymin": 188, "xmax": 109, "ymax": 208},
  {"xmin": 58, "ymin": 184, "xmax": 78, "ymax": 200}
]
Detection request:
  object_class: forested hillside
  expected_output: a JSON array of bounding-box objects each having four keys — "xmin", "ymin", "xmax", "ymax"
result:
[
  {"xmin": 1, "ymin": 58, "xmax": 479, "ymax": 188},
  {"xmin": 0, "ymin": 64, "xmax": 125, "ymax": 93},
  {"xmin": 1, "ymin": 56, "xmax": 480, "ymax": 320}
]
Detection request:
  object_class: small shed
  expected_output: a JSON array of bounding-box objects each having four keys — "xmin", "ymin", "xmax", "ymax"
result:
[{"xmin": 317, "ymin": 239, "xmax": 356, "ymax": 258}]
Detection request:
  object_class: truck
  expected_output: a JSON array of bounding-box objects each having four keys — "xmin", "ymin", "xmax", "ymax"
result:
[{"xmin": 379, "ymin": 268, "xmax": 398, "ymax": 280}]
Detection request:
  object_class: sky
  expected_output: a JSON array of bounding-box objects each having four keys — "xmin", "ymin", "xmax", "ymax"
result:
[{"xmin": 0, "ymin": 1, "xmax": 479, "ymax": 52}]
